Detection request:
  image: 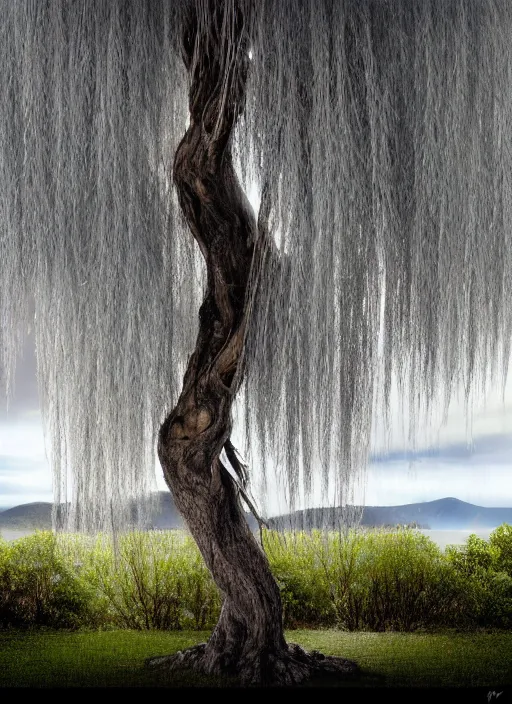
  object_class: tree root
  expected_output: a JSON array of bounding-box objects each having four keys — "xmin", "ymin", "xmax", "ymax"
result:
[{"xmin": 146, "ymin": 642, "xmax": 360, "ymax": 687}]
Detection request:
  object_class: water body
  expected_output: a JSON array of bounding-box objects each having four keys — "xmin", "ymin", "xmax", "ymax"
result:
[
  {"xmin": 0, "ymin": 529, "xmax": 36, "ymax": 542},
  {"xmin": 419, "ymin": 529, "xmax": 494, "ymax": 551}
]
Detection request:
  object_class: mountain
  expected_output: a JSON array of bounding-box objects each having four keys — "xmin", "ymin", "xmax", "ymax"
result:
[
  {"xmin": 0, "ymin": 492, "xmax": 260, "ymax": 532},
  {"xmin": 362, "ymin": 497, "xmax": 512, "ymax": 530},
  {"xmin": 0, "ymin": 502, "xmax": 53, "ymax": 529},
  {"xmin": 0, "ymin": 495, "xmax": 510, "ymax": 532},
  {"xmin": 269, "ymin": 497, "xmax": 512, "ymax": 531}
]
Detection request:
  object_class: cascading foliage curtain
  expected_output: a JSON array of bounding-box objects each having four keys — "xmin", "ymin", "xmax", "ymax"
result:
[{"xmin": 0, "ymin": 0, "xmax": 511, "ymax": 530}]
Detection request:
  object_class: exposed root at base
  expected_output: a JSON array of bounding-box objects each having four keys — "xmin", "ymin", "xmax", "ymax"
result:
[{"xmin": 146, "ymin": 642, "xmax": 360, "ymax": 687}]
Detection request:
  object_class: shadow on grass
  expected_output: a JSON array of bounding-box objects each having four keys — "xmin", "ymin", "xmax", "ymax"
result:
[{"xmin": 140, "ymin": 658, "xmax": 384, "ymax": 689}]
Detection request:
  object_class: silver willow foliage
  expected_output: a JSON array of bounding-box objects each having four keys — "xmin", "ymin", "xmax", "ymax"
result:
[{"xmin": 0, "ymin": 0, "xmax": 511, "ymax": 530}]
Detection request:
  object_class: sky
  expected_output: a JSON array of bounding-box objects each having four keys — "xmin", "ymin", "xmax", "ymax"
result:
[{"xmin": 1, "ymin": 328, "xmax": 512, "ymax": 512}]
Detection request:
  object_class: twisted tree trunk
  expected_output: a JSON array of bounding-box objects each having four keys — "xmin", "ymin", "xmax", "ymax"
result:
[{"xmin": 149, "ymin": 0, "xmax": 358, "ymax": 686}]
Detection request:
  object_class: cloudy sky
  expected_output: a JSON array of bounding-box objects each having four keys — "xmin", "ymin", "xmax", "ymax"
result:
[{"xmin": 1, "ymin": 328, "xmax": 512, "ymax": 512}]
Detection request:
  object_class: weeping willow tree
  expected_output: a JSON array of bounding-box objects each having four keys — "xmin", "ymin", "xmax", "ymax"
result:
[{"xmin": 1, "ymin": 0, "xmax": 512, "ymax": 686}]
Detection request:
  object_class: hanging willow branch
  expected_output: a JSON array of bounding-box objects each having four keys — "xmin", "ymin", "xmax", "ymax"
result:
[{"xmin": 0, "ymin": 0, "xmax": 510, "ymax": 531}]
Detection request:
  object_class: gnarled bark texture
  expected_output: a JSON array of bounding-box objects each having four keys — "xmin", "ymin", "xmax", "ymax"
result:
[{"xmin": 150, "ymin": 0, "xmax": 359, "ymax": 686}]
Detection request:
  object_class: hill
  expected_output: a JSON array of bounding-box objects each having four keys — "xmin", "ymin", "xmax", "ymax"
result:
[
  {"xmin": 0, "ymin": 492, "xmax": 259, "ymax": 532},
  {"xmin": 269, "ymin": 497, "xmax": 512, "ymax": 531},
  {"xmin": 0, "ymin": 495, "xmax": 510, "ymax": 532},
  {"xmin": 362, "ymin": 497, "xmax": 512, "ymax": 529},
  {"xmin": 0, "ymin": 502, "xmax": 53, "ymax": 529}
]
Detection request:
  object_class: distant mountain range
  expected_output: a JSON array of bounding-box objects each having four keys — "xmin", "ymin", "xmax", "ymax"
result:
[
  {"xmin": 0, "ymin": 492, "xmax": 253, "ymax": 531},
  {"xmin": 0, "ymin": 494, "xmax": 510, "ymax": 532},
  {"xmin": 0, "ymin": 493, "xmax": 186, "ymax": 531},
  {"xmin": 269, "ymin": 497, "xmax": 512, "ymax": 531}
]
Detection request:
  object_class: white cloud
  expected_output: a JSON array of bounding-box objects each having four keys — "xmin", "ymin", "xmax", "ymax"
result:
[
  {"xmin": 0, "ymin": 423, "xmax": 46, "ymax": 459},
  {"xmin": 371, "ymin": 358, "xmax": 512, "ymax": 453},
  {"xmin": 0, "ymin": 492, "xmax": 53, "ymax": 508},
  {"xmin": 0, "ymin": 423, "xmax": 52, "ymax": 508}
]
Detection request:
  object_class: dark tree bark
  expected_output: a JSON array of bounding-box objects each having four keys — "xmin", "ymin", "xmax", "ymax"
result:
[{"xmin": 148, "ymin": 0, "xmax": 359, "ymax": 686}]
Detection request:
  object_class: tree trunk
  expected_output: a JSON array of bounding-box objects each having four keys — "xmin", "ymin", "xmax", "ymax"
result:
[{"xmin": 149, "ymin": 0, "xmax": 358, "ymax": 686}]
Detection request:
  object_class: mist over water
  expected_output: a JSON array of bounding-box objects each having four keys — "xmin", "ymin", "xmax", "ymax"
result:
[
  {"xmin": 419, "ymin": 529, "xmax": 493, "ymax": 550},
  {"xmin": 1, "ymin": 529, "xmax": 34, "ymax": 542}
]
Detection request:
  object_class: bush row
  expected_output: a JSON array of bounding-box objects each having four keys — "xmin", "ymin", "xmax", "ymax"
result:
[
  {"xmin": 0, "ymin": 531, "xmax": 220, "ymax": 631},
  {"xmin": 0, "ymin": 525, "xmax": 511, "ymax": 632},
  {"xmin": 265, "ymin": 526, "xmax": 512, "ymax": 631}
]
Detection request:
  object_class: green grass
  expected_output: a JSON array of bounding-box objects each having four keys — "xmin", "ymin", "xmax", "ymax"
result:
[
  {"xmin": 0, "ymin": 630, "xmax": 220, "ymax": 688},
  {"xmin": 0, "ymin": 629, "xmax": 511, "ymax": 688}
]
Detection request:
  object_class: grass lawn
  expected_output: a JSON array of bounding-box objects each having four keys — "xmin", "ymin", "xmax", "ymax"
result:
[{"xmin": 0, "ymin": 629, "xmax": 511, "ymax": 690}]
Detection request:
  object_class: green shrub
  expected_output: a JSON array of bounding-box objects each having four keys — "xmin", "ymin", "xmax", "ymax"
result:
[
  {"xmin": 1, "ymin": 525, "xmax": 511, "ymax": 633},
  {"xmin": 263, "ymin": 530, "xmax": 334, "ymax": 628},
  {"xmin": 0, "ymin": 531, "xmax": 93, "ymax": 629},
  {"xmin": 326, "ymin": 529, "xmax": 461, "ymax": 632},
  {"xmin": 0, "ymin": 537, "xmax": 19, "ymax": 628},
  {"xmin": 446, "ymin": 534, "xmax": 500, "ymax": 575},
  {"xmin": 80, "ymin": 531, "xmax": 221, "ymax": 631},
  {"xmin": 445, "ymin": 531, "xmax": 512, "ymax": 629},
  {"xmin": 489, "ymin": 524, "xmax": 512, "ymax": 576},
  {"xmin": 263, "ymin": 527, "xmax": 505, "ymax": 632}
]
